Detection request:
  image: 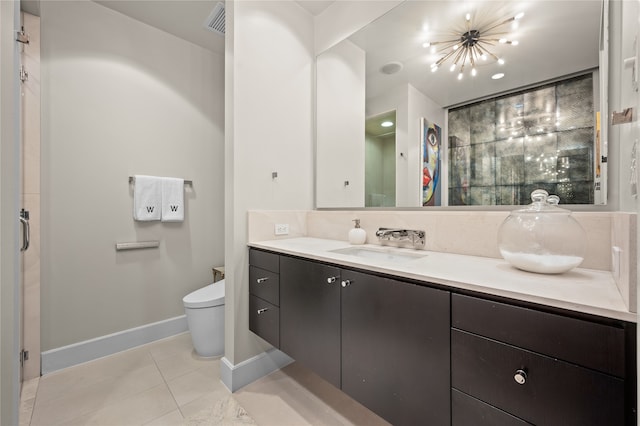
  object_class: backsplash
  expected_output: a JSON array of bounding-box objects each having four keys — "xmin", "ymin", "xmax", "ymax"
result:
[{"xmin": 247, "ymin": 210, "xmax": 637, "ymax": 312}]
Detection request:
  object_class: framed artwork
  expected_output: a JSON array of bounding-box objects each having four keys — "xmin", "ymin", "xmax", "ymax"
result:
[{"xmin": 421, "ymin": 118, "xmax": 441, "ymax": 206}]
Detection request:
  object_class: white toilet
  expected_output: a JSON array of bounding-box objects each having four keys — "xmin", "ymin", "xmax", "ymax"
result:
[{"xmin": 183, "ymin": 280, "xmax": 225, "ymax": 357}]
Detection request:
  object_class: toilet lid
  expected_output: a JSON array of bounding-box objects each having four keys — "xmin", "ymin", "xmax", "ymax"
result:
[{"xmin": 183, "ymin": 280, "xmax": 225, "ymax": 308}]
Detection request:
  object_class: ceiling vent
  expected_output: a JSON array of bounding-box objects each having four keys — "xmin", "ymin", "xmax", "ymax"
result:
[{"xmin": 204, "ymin": 2, "xmax": 225, "ymax": 36}]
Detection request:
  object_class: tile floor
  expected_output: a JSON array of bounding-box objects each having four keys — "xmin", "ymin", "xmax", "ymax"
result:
[{"xmin": 19, "ymin": 332, "xmax": 389, "ymax": 426}]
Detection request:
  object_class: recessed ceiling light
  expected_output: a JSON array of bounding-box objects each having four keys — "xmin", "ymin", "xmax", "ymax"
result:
[
  {"xmin": 381, "ymin": 121, "xmax": 394, "ymax": 127},
  {"xmin": 492, "ymin": 73, "xmax": 505, "ymax": 80},
  {"xmin": 380, "ymin": 62, "xmax": 403, "ymax": 75}
]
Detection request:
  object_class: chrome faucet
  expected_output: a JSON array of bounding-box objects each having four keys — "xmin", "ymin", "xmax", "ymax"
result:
[{"xmin": 375, "ymin": 228, "xmax": 425, "ymax": 247}]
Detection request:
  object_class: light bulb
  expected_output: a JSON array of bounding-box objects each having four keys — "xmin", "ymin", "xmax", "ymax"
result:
[
  {"xmin": 498, "ymin": 58, "xmax": 505, "ymax": 65},
  {"xmin": 471, "ymin": 68, "xmax": 477, "ymax": 77},
  {"xmin": 499, "ymin": 38, "xmax": 507, "ymax": 44},
  {"xmin": 515, "ymin": 12, "xmax": 524, "ymax": 20},
  {"xmin": 450, "ymin": 64, "xmax": 456, "ymax": 72},
  {"xmin": 457, "ymin": 72, "xmax": 463, "ymax": 80},
  {"xmin": 481, "ymin": 54, "xmax": 487, "ymax": 61},
  {"xmin": 453, "ymin": 44, "xmax": 459, "ymax": 51},
  {"xmin": 511, "ymin": 40, "xmax": 519, "ymax": 46},
  {"xmin": 423, "ymin": 42, "xmax": 431, "ymax": 48},
  {"xmin": 466, "ymin": 13, "xmax": 471, "ymax": 21}
]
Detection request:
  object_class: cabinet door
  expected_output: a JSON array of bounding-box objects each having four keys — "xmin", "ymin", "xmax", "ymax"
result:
[
  {"xmin": 341, "ymin": 270, "xmax": 450, "ymax": 426},
  {"xmin": 280, "ymin": 256, "xmax": 341, "ymax": 388}
]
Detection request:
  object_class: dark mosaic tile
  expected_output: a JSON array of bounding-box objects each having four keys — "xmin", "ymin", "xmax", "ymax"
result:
[
  {"xmin": 497, "ymin": 185, "xmax": 527, "ymax": 205},
  {"xmin": 496, "ymin": 94, "xmax": 525, "ymax": 140},
  {"xmin": 469, "ymin": 101, "xmax": 496, "ymax": 144},
  {"xmin": 469, "ymin": 186, "xmax": 496, "ymax": 205},
  {"xmin": 449, "ymin": 146, "xmax": 471, "ymax": 190},
  {"xmin": 555, "ymin": 181, "xmax": 594, "ymax": 204},
  {"xmin": 495, "ymin": 138, "xmax": 525, "ymax": 185},
  {"xmin": 523, "ymin": 133, "xmax": 559, "ymax": 184},
  {"xmin": 470, "ymin": 143, "xmax": 496, "ymax": 186},
  {"xmin": 448, "ymin": 109, "xmax": 470, "ymax": 146},
  {"xmin": 524, "ymin": 86, "xmax": 557, "ymax": 136},
  {"xmin": 449, "ymin": 187, "xmax": 470, "ymax": 206},
  {"xmin": 556, "ymin": 75, "xmax": 594, "ymax": 131}
]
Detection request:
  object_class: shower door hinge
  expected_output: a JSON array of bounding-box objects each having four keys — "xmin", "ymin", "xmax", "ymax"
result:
[
  {"xmin": 20, "ymin": 349, "xmax": 29, "ymax": 367},
  {"xmin": 16, "ymin": 27, "xmax": 30, "ymax": 44},
  {"xmin": 20, "ymin": 66, "xmax": 29, "ymax": 83}
]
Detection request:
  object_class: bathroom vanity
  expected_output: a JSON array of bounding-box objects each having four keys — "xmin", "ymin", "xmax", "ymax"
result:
[{"xmin": 248, "ymin": 238, "xmax": 636, "ymax": 426}]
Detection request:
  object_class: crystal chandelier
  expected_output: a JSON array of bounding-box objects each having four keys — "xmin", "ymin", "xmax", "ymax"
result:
[{"xmin": 426, "ymin": 11, "xmax": 524, "ymax": 80}]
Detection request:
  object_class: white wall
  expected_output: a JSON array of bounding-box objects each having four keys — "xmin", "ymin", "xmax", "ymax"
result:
[
  {"xmin": 40, "ymin": 0, "xmax": 225, "ymax": 350},
  {"xmin": 316, "ymin": 39, "xmax": 365, "ymax": 208},
  {"xmin": 225, "ymin": 0, "xmax": 314, "ymax": 365}
]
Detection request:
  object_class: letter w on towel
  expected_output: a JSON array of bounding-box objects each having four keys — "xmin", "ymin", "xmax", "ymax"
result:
[
  {"xmin": 161, "ymin": 177, "xmax": 184, "ymax": 222},
  {"xmin": 133, "ymin": 175, "xmax": 162, "ymax": 221}
]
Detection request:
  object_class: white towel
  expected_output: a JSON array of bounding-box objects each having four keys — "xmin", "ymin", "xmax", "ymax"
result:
[
  {"xmin": 133, "ymin": 175, "xmax": 162, "ymax": 221},
  {"xmin": 161, "ymin": 177, "xmax": 184, "ymax": 222}
]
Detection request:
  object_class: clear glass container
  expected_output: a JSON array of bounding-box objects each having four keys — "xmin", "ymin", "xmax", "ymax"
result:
[{"xmin": 497, "ymin": 189, "xmax": 586, "ymax": 274}]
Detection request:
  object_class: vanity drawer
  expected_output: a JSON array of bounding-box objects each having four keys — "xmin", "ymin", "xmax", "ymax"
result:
[
  {"xmin": 452, "ymin": 293, "xmax": 626, "ymax": 377},
  {"xmin": 452, "ymin": 329, "xmax": 624, "ymax": 426},
  {"xmin": 249, "ymin": 294, "xmax": 279, "ymax": 348},
  {"xmin": 249, "ymin": 266, "xmax": 279, "ymax": 306},
  {"xmin": 249, "ymin": 249, "xmax": 279, "ymax": 273},
  {"xmin": 452, "ymin": 389, "xmax": 529, "ymax": 426}
]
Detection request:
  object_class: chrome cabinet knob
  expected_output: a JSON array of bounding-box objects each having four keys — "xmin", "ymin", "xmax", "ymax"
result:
[
  {"xmin": 341, "ymin": 280, "xmax": 351, "ymax": 288},
  {"xmin": 514, "ymin": 369, "xmax": 527, "ymax": 385},
  {"xmin": 256, "ymin": 277, "xmax": 269, "ymax": 284},
  {"xmin": 327, "ymin": 276, "xmax": 338, "ymax": 284},
  {"xmin": 257, "ymin": 308, "xmax": 269, "ymax": 315}
]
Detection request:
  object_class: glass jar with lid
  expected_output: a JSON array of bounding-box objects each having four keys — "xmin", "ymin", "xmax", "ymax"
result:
[{"xmin": 497, "ymin": 189, "xmax": 586, "ymax": 274}]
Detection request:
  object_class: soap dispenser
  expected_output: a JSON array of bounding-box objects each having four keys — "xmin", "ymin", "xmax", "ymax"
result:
[{"xmin": 348, "ymin": 219, "xmax": 366, "ymax": 245}]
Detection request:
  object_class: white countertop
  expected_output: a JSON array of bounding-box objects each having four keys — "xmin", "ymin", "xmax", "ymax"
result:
[{"xmin": 249, "ymin": 237, "xmax": 636, "ymax": 323}]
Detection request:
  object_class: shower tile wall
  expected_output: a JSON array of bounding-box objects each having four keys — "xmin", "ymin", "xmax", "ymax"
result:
[{"xmin": 448, "ymin": 74, "xmax": 595, "ymax": 205}]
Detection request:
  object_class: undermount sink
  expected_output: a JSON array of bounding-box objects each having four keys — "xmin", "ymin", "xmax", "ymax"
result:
[{"xmin": 330, "ymin": 246, "xmax": 427, "ymax": 263}]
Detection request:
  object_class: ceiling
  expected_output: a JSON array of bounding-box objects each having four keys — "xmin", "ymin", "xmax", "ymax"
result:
[{"xmin": 347, "ymin": 0, "xmax": 601, "ymax": 108}]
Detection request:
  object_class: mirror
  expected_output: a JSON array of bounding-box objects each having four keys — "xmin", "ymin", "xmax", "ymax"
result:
[
  {"xmin": 316, "ymin": 0, "xmax": 607, "ymax": 208},
  {"xmin": 365, "ymin": 111, "xmax": 397, "ymax": 207}
]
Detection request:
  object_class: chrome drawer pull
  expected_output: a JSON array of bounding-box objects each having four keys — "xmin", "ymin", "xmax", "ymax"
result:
[
  {"xmin": 257, "ymin": 308, "xmax": 269, "ymax": 315},
  {"xmin": 327, "ymin": 276, "xmax": 338, "ymax": 284},
  {"xmin": 256, "ymin": 277, "xmax": 269, "ymax": 284},
  {"xmin": 341, "ymin": 280, "xmax": 352, "ymax": 288},
  {"xmin": 514, "ymin": 369, "xmax": 527, "ymax": 385}
]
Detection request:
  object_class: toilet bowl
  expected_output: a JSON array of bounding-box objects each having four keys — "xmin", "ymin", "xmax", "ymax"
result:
[{"xmin": 183, "ymin": 280, "xmax": 225, "ymax": 357}]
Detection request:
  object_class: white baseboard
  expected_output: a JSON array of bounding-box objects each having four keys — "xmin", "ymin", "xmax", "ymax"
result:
[
  {"xmin": 220, "ymin": 348, "xmax": 294, "ymax": 392},
  {"xmin": 41, "ymin": 315, "xmax": 188, "ymax": 375}
]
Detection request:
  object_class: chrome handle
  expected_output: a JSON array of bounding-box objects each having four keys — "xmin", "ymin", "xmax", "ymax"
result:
[
  {"xmin": 256, "ymin": 277, "xmax": 269, "ymax": 284},
  {"xmin": 514, "ymin": 369, "xmax": 527, "ymax": 385},
  {"xmin": 19, "ymin": 209, "xmax": 30, "ymax": 252},
  {"xmin": 327, "ymin": 276, "xmax": 338, "ymax": 284},
  {"xmin": 341, "ymin": 280, "xmax": 351, "ymax": 288},
  {"xmin": 257, "ymin": 308, "xmax": 269, "ymax": 315}
]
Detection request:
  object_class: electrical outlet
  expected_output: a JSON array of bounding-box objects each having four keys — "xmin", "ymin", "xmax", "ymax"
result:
[{"xmin": 274, "ymin": 223, "xmax": 289, "ymax": 235}]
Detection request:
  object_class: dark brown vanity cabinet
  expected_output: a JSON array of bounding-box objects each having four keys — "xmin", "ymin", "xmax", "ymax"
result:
[
  {"xmin": 341, "ymin": 269, "xmax": 450, "ymax": 426},
  {"xmin": 451, "ymin": 293, "xmax": 635, "ymax": 426},
  {"xmin": 248, "ymin": 250, "xmax": 280, "ymax": 347},
  {"xmin": 248, "ymin": 249, "xmax": 636, "ymax": 426},
  {"xmin": 279, "ymin": 256, "xmax": 342, "ymax": 388}
]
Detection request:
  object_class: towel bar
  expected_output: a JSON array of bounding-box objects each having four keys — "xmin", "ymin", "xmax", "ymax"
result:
[
  {"xmin": 129, "ymin": 176, "xmax": 192, "ymax": 186},
  {"xmin": 115, "ymin": 241, "xmax": 160, "ymax": 251}
]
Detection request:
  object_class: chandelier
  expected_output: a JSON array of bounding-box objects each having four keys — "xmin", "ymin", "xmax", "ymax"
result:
[{"xmin": 425, "ymin": 11, "xmax": 524, "ymax": 80}]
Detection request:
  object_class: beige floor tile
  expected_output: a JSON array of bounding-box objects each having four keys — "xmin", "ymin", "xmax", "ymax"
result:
[
  {"xmin": 184, "ymin": 395, "xmax": 257, "ymax": 426},
  {"xmin": 63, "ymin": 384, "xmax": 177, "ymax": 426},
  {"xmin": 21, "ymin": 377, "xmax": 40, "ymax": 400},
  {"xmin": 154, "ymin": 349, "xmax": 218, "ymax": 382},
  {"xmin": 235, "ymin": 363, "xmax": 389, "ymax": 426},
  {"xmin": 36, "ymin": 346, "xmax": 155, "ymax": 403},
  {"xmin": 143, "ymin": 409, "xmax": 186, "ymax": 426},
  {"xmin": 167, "ymin": 365, "xmax": 229, "ymax": 407},
  {"xmin": 147, "ymin": 332, "xmax": 194, "ymax": 362},
  {"xmin": 31, "ymin": 363, "xmax": 165, "ymax": 425}
]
